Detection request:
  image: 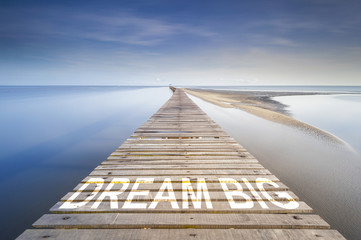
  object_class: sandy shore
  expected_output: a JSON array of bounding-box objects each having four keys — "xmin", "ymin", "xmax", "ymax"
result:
[{"xmin": 184, "ymin": 88, "xmax": 345, "ymax": 145}]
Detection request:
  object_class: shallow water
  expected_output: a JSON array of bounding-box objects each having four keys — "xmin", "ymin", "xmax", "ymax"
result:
[
  {"xmin": 274, "ymin": 94, "xmax": 361, "ymax": 154},
  {"xmin": 0, "ymin": 86, "xmax": 172, "ymax": 240},
  {"xmin": 188, "ymin": 93, "xmax": 361, "ymax": 240}
]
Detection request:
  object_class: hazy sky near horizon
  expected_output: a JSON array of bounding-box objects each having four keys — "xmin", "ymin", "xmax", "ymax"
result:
[{"xmin": 1, "ymin": 0, "xmax": 361, "ymax": 86}]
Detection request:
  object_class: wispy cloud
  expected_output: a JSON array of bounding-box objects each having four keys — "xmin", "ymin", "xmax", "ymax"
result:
[
  {"xmin": 0, "ymin": 7, "xmax": 215, "ymax": 46},
  {"xmin": 249, "ymin": 16, "xmax": 361, "ymax": 36},
  {"xmin": 74, "ymin": 13, "xmax": 215, "ymax": 45},
  {"xmin": 268, "ymin": 37, "xmax": 299, "ymax": 47},
  {"xmin": 1, "ymin": 1, "xmax": 360, "ymax": 86},
  {"xmin": 243, "ymin": 33, "xmax": 299, "ymax": 47},
  {"xmin": 249, "ymin": 19, "xmax": 324, "ymax": 32}
]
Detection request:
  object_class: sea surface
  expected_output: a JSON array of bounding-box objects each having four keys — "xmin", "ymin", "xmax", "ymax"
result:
[
  {"xmin": 1, "ymin": 85, "xmax": 360, "ymax": 239},
  {"xmin": 187, "ymin": 86, "xmax": 361, "ymax": 240},
  {"xmin": 0, "ymin": 86, "xmax": 172, "ymax": 239}
]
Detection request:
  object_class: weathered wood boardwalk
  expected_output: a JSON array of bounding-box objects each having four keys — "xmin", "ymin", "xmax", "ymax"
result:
[{"xmin": 17, "ymin": 88, "xmax": 345, "ymax": 239}]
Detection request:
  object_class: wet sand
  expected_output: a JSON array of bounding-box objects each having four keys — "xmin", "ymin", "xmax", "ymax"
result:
[{"xmin": 184, "ymin": 88, "xmax": 345, "ymax": 145}]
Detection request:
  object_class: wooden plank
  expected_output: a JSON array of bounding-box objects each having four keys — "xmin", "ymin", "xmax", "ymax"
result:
[
  {"xmin": 117, "ymin": 146, "xmax": 246, "ymax": 150},
  {"xmin": 17, "ymin": 229, "xmax": 346, "ymax": 240},
  {"xmin": 123, "ymin": 140, "xmax": 238, "ymax": 143},
  {"xmin": 101, "ymin": 159, "xmax": 260, "ymax": 165},
  {"xmin": 112, "ymin": 152, "xmax": 248, "ymax": 156},
  {"xmin": 110, "ymin": 152, "xmax": 247, "ymax": 156},
  {"xmin": 89, "ymin": 169, "xmax": 272, "ymax": 176},
  {"xmin": 118, "ymin": 143, "xmax": 244, "ymax": 146},
  {"xmin": 122, "ymin": 140, "xmax": 240, "ymax": 144},
  {"xmin": 81, "ymin": 175, "xmax": 280, "ymax": 183},
  {"xmin": 130, "ymin": 134, "xmax": 231, "ymax": 138},
  {"xmin": 124, "ymin": 138, "xmax": 238, "ymax": 141},
  {"xmin": 60, "ymin": 190, "xmax": 299, "ymax": 201},
  {"xmin": 95, "ymin": 164, "xmax": 265, "ymax": 170},
  {"xmin": 50, "ymin": 201, "xmax": 312, "ymax": 214},
  {"xmin": 134, "ymin": 128, "xmax": 226, "ymax": 131},
  {"xmin": 114, "ymin": 149, "xmax": 247, "ymax": 152},
  {"xmin": 106, "ymin": 155, "xmax": 255, "ymax": 160},
  {"xmin": 33, "ymin": 213, "xmax": 328, "ymax": 229},
  {"xmin": 72, "ymin": 181, "xmax": 289, "ymax": 192},
  {"xmin": 135, "ymin": 128, "xmax": 225, "ymax": 131}
]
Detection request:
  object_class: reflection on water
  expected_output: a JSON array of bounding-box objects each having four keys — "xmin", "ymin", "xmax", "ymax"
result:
[
  {"xmin": 0, "ymin": 86, "xmax": 171, "ymax": 240},
  {"xmin": 188, "ymin": 94, "xmax": 361, "ymax": 240}
]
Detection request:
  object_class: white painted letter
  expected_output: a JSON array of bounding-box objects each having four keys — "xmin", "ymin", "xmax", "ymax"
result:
[
  {"xmin": 59, "ymin": 178, "xmax": 104, "ymax": 209},
  {"xmin": 149, "ymin": 178, "xmax": 179, "ymax": 209},
  {"xmin": 123, "ymin": 178, "xmax": 153, "ymax": 209},
  {"xmin": 256, "ymin": 177, "xmax": 299, "ymax": 209},
  {"xmin": 219, "ymin": 178, "xmax": 253, "ymax": 209},
  {"xmin": 91, "ymin": 178, "xmax": 130, "ymax": 209},
  {"xmin": 182, "ymin": 178, "xmax": 213, "ymax": 209},
  {"xmin": 242, "ymin": 178, "xmax": 268, "ymax": 209}
]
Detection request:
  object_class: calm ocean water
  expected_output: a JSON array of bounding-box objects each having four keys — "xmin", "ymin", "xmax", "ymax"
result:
[
  {"xmin": 1, "ymin": 85, "xmax": 360, "ymax": 239},
  {"xmin": 0, "ymin": 86, "xmax": 172, "ymax": 239}
]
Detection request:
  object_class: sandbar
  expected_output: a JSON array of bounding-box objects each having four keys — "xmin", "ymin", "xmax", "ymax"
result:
[{"xmin": 184, "ymin": 88, "xmax": 345, "ymax": 145}]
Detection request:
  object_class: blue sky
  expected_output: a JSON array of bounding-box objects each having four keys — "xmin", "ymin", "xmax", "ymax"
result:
[{"xmin": 1, "ymin": 0, "xmax": 361, "ymax": 85}]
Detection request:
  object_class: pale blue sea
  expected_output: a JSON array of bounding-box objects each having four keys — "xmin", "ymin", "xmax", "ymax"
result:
[{"xmin": 0, "ymin": 86, "xmax": 172, "ymax": 239}]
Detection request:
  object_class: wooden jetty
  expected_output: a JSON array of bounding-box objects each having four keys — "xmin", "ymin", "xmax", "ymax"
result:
[{"xmin": 17, "ymin": 88, "xmax": 345, "ymax": 239}]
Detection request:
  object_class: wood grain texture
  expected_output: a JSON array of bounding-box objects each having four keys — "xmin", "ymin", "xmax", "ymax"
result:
[
  {"xmin": 33, "ymin": 213, "xmax": 329, "ymax": 229},
  {"xmin": 17, "ymin": 229, "xmax": 346, "ymax": 240}
]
